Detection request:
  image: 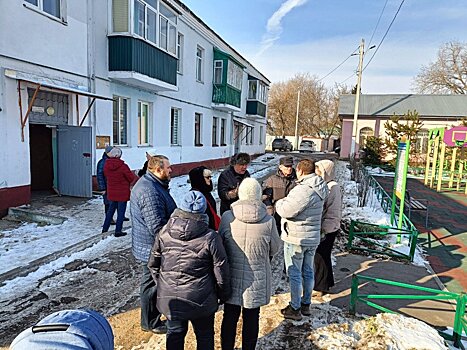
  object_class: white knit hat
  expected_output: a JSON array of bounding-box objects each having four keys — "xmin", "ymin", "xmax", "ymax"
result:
[
  {"xmin": 108, "ymin": 147, "xmax": 122, "ymax": 158},
  {"xmin": 238, "ymin": 178, "xmax": 262, "ymax": 201}
]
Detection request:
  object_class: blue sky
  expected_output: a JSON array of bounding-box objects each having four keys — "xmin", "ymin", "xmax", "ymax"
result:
[{"xmin": 181, "ymin": 0, "xmax": 467, "ymax": 93}]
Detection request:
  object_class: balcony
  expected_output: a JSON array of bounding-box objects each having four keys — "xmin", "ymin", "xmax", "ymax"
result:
[
  {"xmin": 246, "ymin": 101, "xmax": 266, "ymax": 118},
  {"xmin": 212, "ymin": 85, "xmax": 241, "ymax": 112},
  {"xmin": 108, "ymin": 36, "xmax": 177, "ymax": 92}
]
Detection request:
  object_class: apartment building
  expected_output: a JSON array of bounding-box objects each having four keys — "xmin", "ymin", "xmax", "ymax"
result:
[{"xmin": 0, "ymin": 0, "xmax": 269, "ymax": 213}]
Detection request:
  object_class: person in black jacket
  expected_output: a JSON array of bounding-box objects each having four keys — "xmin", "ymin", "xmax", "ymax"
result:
[
  {"xmin": 188, "ymin": 166, "xmax": 218, "ymax": 230},
  {"xmin": 218, "ymin": 153, "xmax": 251, "ymax": 215},
  {"xmin": 148, "ymin": 191, "xmax": 230, "ymax": 350}
]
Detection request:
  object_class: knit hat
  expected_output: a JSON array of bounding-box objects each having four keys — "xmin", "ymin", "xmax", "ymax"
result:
[
  {"xmin": 108, "ymin": 147, "xmax": 122, "ymax": 158},
  {"xmin": 180, "ymin": 191, "xmax": 207, "ymax": 214},
  {"xmin": 146, "ymin": 149, "xmax": 158, "ymax": 157},
  {"xmin": 238, "ymin": 178, "xmax": 262, "ymax": 201},
  {"xmin": 279, "ymin": 156, "xmax": 294, "ymax": 167},
  {"xmin": 104, "ymin": 145, "xmax": 113, "ymax": 154}
]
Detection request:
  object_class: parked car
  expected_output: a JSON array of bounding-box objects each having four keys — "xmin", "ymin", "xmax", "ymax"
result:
[
  {"xmin": 299, "ymin": 140, "xmax": 315, "ymax": 153},
  {"xmin": 272, "ymin": 138, "xmax": 293, "ymax": 152}
]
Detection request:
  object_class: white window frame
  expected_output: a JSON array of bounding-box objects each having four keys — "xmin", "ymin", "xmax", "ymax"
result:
[
  {"xmin": 248, "ymin": 80, "xmax": 268, "ymax": 103},
  {"xmin": 212, "ymin": 117, "xmax": 219, "ymax": 146},
  {"xmin": 249, "ymin": 126, "xmax": 254, "ymax": 145},
  {"xmin": 159, "ymin": 2, "xmax": 177, "ymax": 55},
  {"xmin": 138, "ymin": 101, "xmax": 150, "ymax": 146},
  {"xmin": 177, "ymin": 33, "xmax": 184, "ymax": 74},
  {"xmin": 259, "ymin": 126, "xmax": 264, "ymax": 145},
  {"xmin": 113, "ymin": 96, "xmax": 129, "ymax": 146},
  {"xmin": 170, "ymin": 107, "xmax": 181, "ymax": 146},
  {"xmin": 227, "ymin": 61, "xmax": 243, "ymax": 90},
  {"xmin": 24, "ymin": 0, "xmax": 66, "ymax": 22},
  {"xmin": 194, "ymin": 112, "xmax": 202, "ymax": 146},
  {"xmin": 196, "ymin": 46, "xmax": 204, "ymax": 83},
  {"xmin": 213, "ymin": 60, "xmax": 223, "ymax": 85},
  {"xmin": 220, "ymin": 118, "xmax": 227, "ymax": 146}
]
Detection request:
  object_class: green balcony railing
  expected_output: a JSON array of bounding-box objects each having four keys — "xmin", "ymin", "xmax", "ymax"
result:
[
  {"xmin": 212, "ymin": 85, "xmax": 241, "ymax": 108},
  {"xmin": 350, "ymin": 274, "xmax": 467, "ymax": 349},
  {"xmin": 246, "ymin": 101, "xmax": 266, "ymax": 117},
  {"xmin": 108, "ymin": 35, "xmax": 177, "ymax": 86}
]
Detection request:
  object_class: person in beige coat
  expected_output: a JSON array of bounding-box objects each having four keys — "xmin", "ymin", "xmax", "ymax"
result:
[
  {"xmin": 219, "ymin": 178, "xmax": 281, "ymax": 350},
  {"xmin": 314, "ymin": 159, "xmax": 343, "ymax": 294}
]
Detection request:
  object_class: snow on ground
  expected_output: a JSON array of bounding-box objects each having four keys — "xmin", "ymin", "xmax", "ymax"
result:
[{"xmin": 0, "ymin": 153, "xmax": 281, "ymax": 281}]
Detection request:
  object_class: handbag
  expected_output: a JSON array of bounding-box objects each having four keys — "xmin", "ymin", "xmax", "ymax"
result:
[{"xmin": 206, "ymin": 200, "xmax": 221, "ymax": 230}]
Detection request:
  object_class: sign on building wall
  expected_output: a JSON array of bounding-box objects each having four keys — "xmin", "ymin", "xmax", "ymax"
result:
[{"xmin": 96, "ymin": 136, "xmax": 110, "ymax": 149}]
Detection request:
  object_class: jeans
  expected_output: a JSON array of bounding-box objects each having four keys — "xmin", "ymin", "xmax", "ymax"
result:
[
  {"xmin": 166, "ymin": 314, "xmax": 215, "ymax": 350},
  {"xmin": 140, "ymin": 264, "xmax": 162, "ymax": 330},
  {"xmin": 102, "ymin": 200, "xmax": 127, "ymax": 233},
  {"xmin": 221, "ymin": 303, "xmax": 260, "ymax": 350},
  {"xmin": 103, "ymin": 193, "xmax": 110, "ymax": 216},
  {"xmin": 284, "ymin": 242, "xmax": 318, "ymax": 310}
]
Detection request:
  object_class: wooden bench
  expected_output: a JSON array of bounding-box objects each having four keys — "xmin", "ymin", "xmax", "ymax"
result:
[{"xmin": 405, "ymin": 190, "xmax": 429, "ymax": 228}]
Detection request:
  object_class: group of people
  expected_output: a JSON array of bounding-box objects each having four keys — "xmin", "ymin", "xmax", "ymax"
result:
[{"xmin": 98, "ymin": 149, "xmax": 342, "ymax": 350}]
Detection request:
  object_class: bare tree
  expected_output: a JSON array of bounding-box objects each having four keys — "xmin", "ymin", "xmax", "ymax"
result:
[
  {"xmin": 414, "ymin": 41, "xmax": 467, "ymax": 94},
  {"xmin": 267, "ymin": 74, "xmax": 349, "ymax": 139}
]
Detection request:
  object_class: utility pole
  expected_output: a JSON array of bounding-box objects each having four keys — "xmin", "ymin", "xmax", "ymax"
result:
[
  {"xmin": 350, "ymin": 38, "xmax": 365, "ymax": 158},
  {"xmin": 294, "ymin": 90, "xmax": 300, "ymax": 150}
]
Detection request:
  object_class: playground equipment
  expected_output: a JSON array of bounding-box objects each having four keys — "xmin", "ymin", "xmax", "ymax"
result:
[{"xmin": 424, "ymin": 126, "xmax": 467, "ymax": 193}]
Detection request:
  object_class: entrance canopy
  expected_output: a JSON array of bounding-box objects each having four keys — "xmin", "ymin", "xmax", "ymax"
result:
[{"xmin": 5, "ymin": 69, "xmax": 112, "ymax": 141}]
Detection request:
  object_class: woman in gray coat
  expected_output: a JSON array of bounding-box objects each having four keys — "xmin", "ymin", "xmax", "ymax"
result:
[{"xmin": 219, "ymin": 178, "xmax": 281, "ymax": 350}]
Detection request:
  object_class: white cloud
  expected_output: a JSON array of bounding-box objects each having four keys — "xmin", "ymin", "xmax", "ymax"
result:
[{"xmin": 256, "ymin": 0, "xmax": 309, "ymax": 57}]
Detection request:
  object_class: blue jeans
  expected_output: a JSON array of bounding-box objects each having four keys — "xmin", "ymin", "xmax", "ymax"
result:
[
  {"xmin": 166, "ymin": 314, "xmax": 215, "ymax": 350},
  {"xmin": 284, "ymin": 242, "xmax": 318, "ymax": 310},
  {"xmin": 102, "ymin": 200, "xmax": 127, "ymax": 233}
]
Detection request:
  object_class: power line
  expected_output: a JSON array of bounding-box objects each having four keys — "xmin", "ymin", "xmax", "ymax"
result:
[
  {"xmin": 363, "ymin": 0, "xmax": 406, "ymax": 72},
  {"xmin": 340, "ymin": 71, "xmax": 356, "ymax": 84},
  {"xmin": 368, "ymin": 0, "xmax": 389, "ymax": 49},
  {"xmin": 318, "ymin": 46, "xmax": 359, "ymax": 82}
]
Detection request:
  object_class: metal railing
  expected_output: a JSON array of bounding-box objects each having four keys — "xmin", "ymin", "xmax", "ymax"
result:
[{"xmin": 350, "ymin": 274, "xmax": 467, "ymax": 349}]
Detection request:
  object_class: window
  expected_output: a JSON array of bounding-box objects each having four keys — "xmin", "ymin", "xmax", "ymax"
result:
[
  {"xmin": 213, "ymin": 60, "xmax": 223, "ymax": 84},
  {"xmin": 248, "ymin": 80, "xmax": 268, "ymax": 103},
  {"xmin": 249, "ymin": 127, "xmax": 254, "ymax": 145},
  {"xmin": 25, "ymin": 0, "xmax": 62, "ymax": 19},
  {"xmin": 212, "ymin": 117, "xmax": 219, "ymax": 146},
  {"xmin": 112, "ymin": 0, "xmax": 129, "ymax": 32},
  {"xmin": 170, "ymin": 108, "xmax": 181, "ymax": 145},
  {"xmin": 259, "ymin": 126, "xmax": 264, "ymax": 145},
  {"xmin": 227, "ymin": 61, "xmax": 243, "ymax": 90},
  {"xmin": 415, "ymin": 129, "xmax": 429, "ymax": 154},
  {"xmin": 159, "ymin": 3, "xmax": 177, "ymax": 55},
  {"xmin": 177, "ymin": 33, "xmax": 184, "ymax": 73},
  {"xmin": 133, "ymin": 0, "xmax": 158, "ymax": 44},
  {"xmin": 134, "ymin": 1, "xmax": 145, "ymax": 37},
  {"xmin": 220, "ymin": 118, "xmax": 226, "ymax": 145},
  {"xmin": 147, "ymin": 8, "xmax": 157, "ymax": 43},
  {"xmin": 138, "ymin": 101, "xmax": 150, "ymax": 145},
  {"xmin": 359, "ymin": 127, "xmax": 374, "ymax": 148},
  {"xmin": 113, "ymin": 96, "xmax": 128, "ymax": 145},
  {"xmin": 196, "ymin": 46, "xmax": 204, "ymax": 82},
  {"xmin": 194, "ymin": 113, "xmax": 202, "ymax": 146}
]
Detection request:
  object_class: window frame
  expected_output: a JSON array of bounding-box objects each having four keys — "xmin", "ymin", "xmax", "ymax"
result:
[
  {"xmin": 213, "ymin": 60, "xmax": 223, "ymax": 85},
  {"xmin": 112, "ymin": 96, "xmax": 129, "ymax": 146},
  {"xmin": 227, "ymin": 61, "xmax": 243, "ymax": 90},
  {"xmin": 196, "ymin": 46, "xmax": 204, "ymax": 83},
  {"xmin": 159, "ymin": 2, "xmax": 177, "ymax": 55},
  {"xmin": 170, "ymin": 107, "xmax": 181, "ymax": 146},
  {"xmin": 194, "ymin": 112, "xmax": 203, "ymax": 146},
  {"xmin": 220, "ymin": 118, "xmax": 227, "ymax": 146},
  {"xmin": 137, "ymin": 101, "xmax": 150, "ymax": 146},
  {"xmin": 24, "ymin": 0, "xmax": 66, "ymax": 23},
  {"xmin": 212, "ymin": 117, "xmax": 219, "ymax": 146},
  {"xmin": 176, "ymin": 32, "xmax": 184, "ymax": 74},
  {"xmin": 259, "ymin": 126, "xmax": 264, "ymax": 145}
]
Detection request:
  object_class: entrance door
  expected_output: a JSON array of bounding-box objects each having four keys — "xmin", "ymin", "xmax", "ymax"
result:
[
  {"xmin": 57, "ymin": 125, "xmax": 92, "ymax": 197},
  {"xmin": 29, "ymin": 124, "xmax": 54, "ymax": 191}
]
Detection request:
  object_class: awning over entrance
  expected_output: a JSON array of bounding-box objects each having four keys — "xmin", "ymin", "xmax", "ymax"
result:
[
  {"xmin": 5, "ymin": 69, "xmax": 112, "ymax": 141},
  {"xmin": 233, "ymin": 116, "xmax": 254, "ymax": 128}
]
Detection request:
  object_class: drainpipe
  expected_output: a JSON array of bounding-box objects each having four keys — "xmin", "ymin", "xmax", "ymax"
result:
[{"xmin": 87, "ymin": 0, "xmax": 97, "ymax": 175}]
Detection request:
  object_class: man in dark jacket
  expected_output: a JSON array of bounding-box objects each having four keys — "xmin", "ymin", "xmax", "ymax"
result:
[
  {"xmin": 262, "ymin": 156, "xmax": 297, "ymax": 234},
  {"xmin": 148, "ymin": 191, "xmax": 230, "ymax": 350},
  {"xmin": 218, "ymin": 153, "xmax": 250, "ymax": 215},
  {"xmin": 130, "ymin": 155, "xmax": 177, "ymax": 334},
  {"xmin": 96, "ymin": 145, "xmax": 113, "ymax": 220}
]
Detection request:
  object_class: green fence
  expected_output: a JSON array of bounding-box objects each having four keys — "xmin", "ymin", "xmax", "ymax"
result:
[{"xmin": 350, "ymin": 274, "xmax": 467, "ymax": 349}]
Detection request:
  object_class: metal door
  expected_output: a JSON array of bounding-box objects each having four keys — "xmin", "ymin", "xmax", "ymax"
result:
[{"xmin": 57, "ymin": 125, "xmax": 92, "ymax": 197}]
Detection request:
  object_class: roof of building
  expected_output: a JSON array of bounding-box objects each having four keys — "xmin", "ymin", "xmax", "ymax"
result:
[{"xmin": 338, "ymin": 94, "xmax": 467, "ymax": 117}]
